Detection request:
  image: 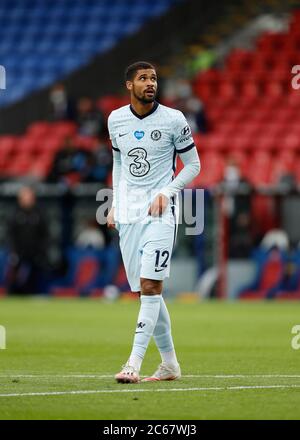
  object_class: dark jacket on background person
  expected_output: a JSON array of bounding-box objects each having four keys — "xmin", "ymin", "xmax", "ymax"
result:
[
  {"xmin": 9, "ymin": 205, "xmax": 48, "ymax": 262},
  {"xmin": 7, "ymin": 205, "xmax": 48, "ymax": 294}
]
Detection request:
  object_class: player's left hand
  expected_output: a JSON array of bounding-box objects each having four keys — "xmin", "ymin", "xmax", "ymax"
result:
[{"xmin": 148, "ymin": 193, "xmax": 169, "ymax": 217}]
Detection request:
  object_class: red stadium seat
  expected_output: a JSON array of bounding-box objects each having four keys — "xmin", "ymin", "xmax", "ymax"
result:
[
  {"xmin": 281, "ymin": 133, "xmax": 300, "ymax": 150},
  {"xmin": 240, "ymin": 79, "xmax": 261, "ymax": 100},
  {"xmin": 200, "ymin": 133, "xmax": 228, "ymax": 151},
  {"xmin": 271, "ymin": 107, "xmax": 295, "ymax": 124},
  {"xmin": 229, "ymin": 136, "xmax": 252, "ymax": 151},
  {"xmin": 27, "ymin": 121, "xmax": 51, "ymax": 138},
  {"xmin": 5, "ymin": 161, "xmax": 31, "ymax": 177},
  {"xmin": 245, "ymin": 151, "xmax": 272, "ymax": 186},
  {"xmin": 263, "ymin": 80, "xmax": 285, "ymax": 98},
  {"xmin": 50, "ymin": 121, "xmax": 77, "ymax": 138},
  {"xmin": 193, "ymin": 69, "xmax": 221, "ymax": 101},
  {"xmin": 226, "ymin": 49, "xmax": 255, "ymax": 72},
  {"xmin": 193, "ymin": 133, "xmax": 202, "ymax": 149},
  {"xmin": 253, "ymin": 133, "xmax": 278, "ymax": 151},
  {"xmin": 97, "ymin": 95, "xmax": 129, "ymax": 118},
  {"xmin": 16, "ymin": 137, "xmax": 38, "ymax": 155},
  {"xmin": 216, "ymin": 122, "xmax": 237, "ymax": 135},
  {"xmin": 194, "ymin": 152, "xmax": 224, "ymax": 187},
  {"xmin": 74, "ymin": 135, "xmax": 98, "ymax": 151},
  {"xmin": 240, "ymin": 248, "xmax": 284, "ymax": 299},
  {"xmin": 38, "ymin": 136, "xmax": 63, "ymax": 153},
  {"xmin": 256, "ymin": 32, "xmax": 289, "ymax": 52},
  {"xmin": 28, "ymin": 155, "xmax": 53, "ymax": 179},
  {"xmin": 0, "ymin": 136, "xmax": 17, "ymax": 154},
  {"xmin": 218, "ymin": 81, "xmax": 236, "ymax": 100},
  {"xmin": 193, "ymin": 82, "xmax": 215, "ymax": 102}
]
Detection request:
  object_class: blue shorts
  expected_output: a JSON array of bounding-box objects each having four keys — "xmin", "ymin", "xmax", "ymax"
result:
[{"xmin": 117, "ymin": 218, "xmax": 177, "ymax": 292}]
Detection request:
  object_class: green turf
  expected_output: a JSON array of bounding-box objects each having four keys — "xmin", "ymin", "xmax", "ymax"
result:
[{"xmin": 0, "ymin": 297, "xmax": 300, "ymax": 420}]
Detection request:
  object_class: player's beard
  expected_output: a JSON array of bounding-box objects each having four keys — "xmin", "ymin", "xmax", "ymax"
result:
[{"xmin": 133, "ymin": 87, "xmax": 156, "ymax": 104}]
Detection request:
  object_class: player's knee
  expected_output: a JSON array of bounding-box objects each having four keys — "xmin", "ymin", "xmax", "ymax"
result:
[{"xmin": 141, "ymin": 278, "xmax": 162, "ymax": 295}]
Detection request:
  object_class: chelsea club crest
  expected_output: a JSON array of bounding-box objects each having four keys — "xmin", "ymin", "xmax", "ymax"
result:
[{"xmin": 151, "ymin": 130, "xmax": 161, "ymax": 141}]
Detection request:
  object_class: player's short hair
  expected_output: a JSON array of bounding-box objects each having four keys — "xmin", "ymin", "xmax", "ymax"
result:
[{"xmin": 125, "ymin": 61, "xmax": 156, "ymax": 82}]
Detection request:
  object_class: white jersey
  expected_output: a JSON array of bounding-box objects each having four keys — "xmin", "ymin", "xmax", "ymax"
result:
[{"xmin": 108, "ymin": 102, "xmax": 195, "ymax": 223}]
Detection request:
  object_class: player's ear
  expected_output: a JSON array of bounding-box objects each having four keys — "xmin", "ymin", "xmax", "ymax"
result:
[{"xmin": 126, "ymin": 81, "xmax": 133, "ymax": 91}]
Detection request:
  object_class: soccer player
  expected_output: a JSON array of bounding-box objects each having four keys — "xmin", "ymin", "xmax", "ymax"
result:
[{"xmin": 107, "ymin": 61, "xmax": 200, "ymax": 383}]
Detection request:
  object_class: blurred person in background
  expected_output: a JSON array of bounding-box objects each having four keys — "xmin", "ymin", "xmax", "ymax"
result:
[
  {"xmin": 163, "ymin": 78, "xmax": 208, "ymax": 133},
  {"xmin": 220, "ymin": 157, "xmax": 253, "ymax": 259},
  {"xmin": 76, "ymin": 219, "xmax": 111, "ymax": 249},
  {"xmin": 181, "ymin": 95, "xmax": 208, "ymax": 134},
  {"xmin": 7, "ymin": 186, "xmax": 49, "ymax": 294},
  {"xmin": 87, "ymin": 136, "xmax": 112, "ymax": 183},
  {"xmin": 48, "ymin": 82, "xmax": 76, "ymax": 121},
  {"xmin": 76, "ymin": 97, "xmax": 106, "ymax": 138},
  {"xmin": 47, "ymin": 135, "xmax": 93, "ymax": 186}
]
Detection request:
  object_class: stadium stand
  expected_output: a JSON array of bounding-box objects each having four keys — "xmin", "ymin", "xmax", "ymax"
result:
[
  {"xmin": 192, "ymin": 11, "xmax": 300, "ymax": 188},
  {"xmin": 0, "ymin": 0, "xmax": 181, "ymax": 107}
]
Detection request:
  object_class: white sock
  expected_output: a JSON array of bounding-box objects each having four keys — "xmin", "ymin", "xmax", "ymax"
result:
[
  {"xmin": 128, "ymin": 354, "xmax": 143, "ymax": 372},
  {"xmin": 153, "ymin": 296, "xmax": 179, "ymax": 367},
  {"xmin": 160, "ymin": 350, "xmax": 178, "ymax": 367},
  {"xmin": 128, "ymin": 294, "xmax": 161, "ymax": 372}
]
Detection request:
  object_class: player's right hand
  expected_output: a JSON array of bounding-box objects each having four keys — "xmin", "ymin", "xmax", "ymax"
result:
[{"xmin": 107, "ymin": 207, "xmax": 115, "ymax": 229}]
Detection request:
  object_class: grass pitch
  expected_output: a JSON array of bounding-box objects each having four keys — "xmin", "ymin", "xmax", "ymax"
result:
[{"xmin": 0, "ymin": 297, "xmax": 300, "ymax": 420}]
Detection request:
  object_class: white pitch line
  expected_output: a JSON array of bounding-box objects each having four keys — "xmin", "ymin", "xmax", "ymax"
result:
[
  {"xmin": 184, "ymin": 375, "xmax": 300, "ymax": 379},
  {"xmin": 0, "ymin": 384, "xmax": 300, "ymax": 398},
  {"xmin": 1, "ymin": 374, "xmax": 300, "ymax": 379},
  {"xmin": 0, "ymin": 374, "xmax": 113, "ymax": 378}
]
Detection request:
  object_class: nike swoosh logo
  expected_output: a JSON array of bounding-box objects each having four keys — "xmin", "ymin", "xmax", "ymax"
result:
[
  {"xmin": 135, "ymin": 332, "xmax": 144, "ymax": 334},
  {"xmin": 119, "ymin": 132, "xmax": 129, "ymax": 137},
  {"xmin": 155, "ymin": 268, "xmax": 165, "ymax": 272}
]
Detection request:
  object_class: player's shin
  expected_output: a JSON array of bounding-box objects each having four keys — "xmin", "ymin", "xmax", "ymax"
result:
[
  {"xmin": 128, "ymin": 294, "xmax": 161, "ymax": 371},
  {"xmin": 153, "ymin": 296, "xmax": 179, "ymax": 368}
]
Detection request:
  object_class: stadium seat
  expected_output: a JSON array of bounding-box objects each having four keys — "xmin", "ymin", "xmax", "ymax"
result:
[
  {"xmin": 50, "ymin": 121, "xmax": 77, "ymax": 138},
  {"xmin": 74, "ymin": 136, "xmax": 98, "ymax": 151},
  {"xmin": 16, "ymin": 137, "xmax": 38, "ymax": 155},
  {"xmin": 200, "ymin": 133, "xmax": 227, "ymax": 151},
  {"xmin": 281, "ymin": 133, "xmax": 300, "ymax": 150},
  {"xmin": 265, "ymin": 249, "xmax": 300, "ymax": 299},
  {"xmin": 0, "ymin": 135, "xmax": 17, "ymax": 149},
  {"xmin": 49, "ymin": 246, "xmax": 120, "ymax": 296},
  {"xmin": 194, "ymin": 152, "xmax": 224, "ymax": 187},
  {"xmin": 27, "ymin": 121, "xmax": 51, "ymax": 138},
  {"xmin": 239, "ymin": 247, "xmax": 286, "ymax": 299},
  {"xmin": 37, "ymin": 136, "xmax": 62, "ymax": 153},
  {"xmin": 28, "ymin": 155, "xmax": 53, "ymax": 179},
  {"xmin": 97, "ymin": 95, "xmax": 130, "ymax": 119}
]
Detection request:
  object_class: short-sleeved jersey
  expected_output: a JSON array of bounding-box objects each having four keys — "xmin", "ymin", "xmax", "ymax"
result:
[{"xmin": 108, "ymin": 101, "xmax": 195, "ymax": 223}]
